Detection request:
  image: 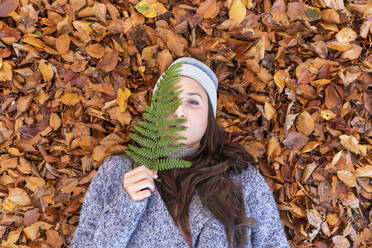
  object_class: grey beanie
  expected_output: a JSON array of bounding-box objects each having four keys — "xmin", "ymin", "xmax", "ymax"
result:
[{"xmin": 153, "ymin": 57, "xmax": 218, "ymax": 117}]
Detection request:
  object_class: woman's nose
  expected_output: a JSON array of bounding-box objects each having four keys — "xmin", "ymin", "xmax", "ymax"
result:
[{"xmin": 174, "ymin": 106, "xmax": 185, "ymax": 119}]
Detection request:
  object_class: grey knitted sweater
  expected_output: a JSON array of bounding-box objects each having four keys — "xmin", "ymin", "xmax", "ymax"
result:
[{"xmin": 71, "ymin": 146, "xmax": 290, "ymax": 248}]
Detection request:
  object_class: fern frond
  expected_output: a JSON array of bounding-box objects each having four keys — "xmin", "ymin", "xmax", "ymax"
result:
[{"xmin": 125, "ymin": 62, "xmax": 195, "ymax": 171}]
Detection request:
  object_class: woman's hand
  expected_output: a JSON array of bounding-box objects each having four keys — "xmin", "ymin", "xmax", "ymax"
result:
[{"xmin": 123, "ymin": 165, "xmax": 158, "ymax": 202}]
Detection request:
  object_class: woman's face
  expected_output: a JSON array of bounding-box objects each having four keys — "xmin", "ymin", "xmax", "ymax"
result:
[{"xmin": 169, "ymin": 76, "xmax": 209, "ymax": 148}]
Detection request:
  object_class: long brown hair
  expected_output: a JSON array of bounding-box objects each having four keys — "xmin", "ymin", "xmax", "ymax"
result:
[{"xmin": 155, "ymin": 101, "xmax": 257, "ymax": 248}]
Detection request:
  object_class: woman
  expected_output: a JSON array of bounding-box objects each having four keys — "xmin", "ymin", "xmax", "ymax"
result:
[{"xmin": 71, "ymin": 57, "xmax": 290, "ymax": 248}]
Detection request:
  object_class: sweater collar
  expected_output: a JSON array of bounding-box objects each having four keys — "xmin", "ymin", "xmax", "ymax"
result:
[{"xmin": 167, "ymin": 145, "xmax": 200, "ymax": 159}]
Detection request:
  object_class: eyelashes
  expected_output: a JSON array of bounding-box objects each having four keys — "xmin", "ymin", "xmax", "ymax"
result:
[{"xmin": 188, "ymin": 100, "xmax": 199, "ymax": 105}]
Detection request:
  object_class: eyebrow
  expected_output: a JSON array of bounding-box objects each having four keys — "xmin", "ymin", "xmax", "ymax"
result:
[{"xmin": 186, "ymin": 93, "xmax": 202, "ymax": 98}]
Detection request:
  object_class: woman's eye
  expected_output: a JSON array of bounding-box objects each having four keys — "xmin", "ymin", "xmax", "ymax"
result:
[{"xmin": 189, "ymin": 100, "xmax": 199, "ymax": 105}]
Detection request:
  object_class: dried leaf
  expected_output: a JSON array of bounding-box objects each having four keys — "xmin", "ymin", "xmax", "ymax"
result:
[
  {"xmin": 97, "ymin": 49, "xmax": 118, "ymax": 72},
  {"xmin": 55, "ymin": 33, "xmax": 70, "ymax": 54},
  {"xmin": 116, "ymin": 87, "xmax": 131, "ymax": 112},
  {"xmin": 355, "ymin": 166, "xmax": 372, "ymax": 178},
  {"xmin": 49, "ymin": 113, "xmax": 61, "ymax": 130},
  {"xmin": 302, "ymin": 162, "xmax": 318, "ymax": 183},
  {"xmin": 0, "ymin": 60, "xmax": 12, "ymax": 81},
  {"xmin": 197, "ymin": 0, "xmax": 219, "ymax": 19},
  {"xmin": 0, "ymin": 0, "xmax": 19, "ymax": 18},
  {"xmin": 267, "ymin": 136, "xmax": 281, "ymax": 161},
  {"xmin": 332, "ymin": 235, "xmax": 350, "ymax": 248},
  {"xmin": 38, "ymin": 59, "xmax": 54, "ymax": 82},
  {"xmin": 296, "ymin": 111, "xmax": 314, "ymax": 136},
  {"xmin": 264, "ymin": 102, "xmax": 276, "ymax": 120},
  {"xmin": 61, "ymin": 92, "xmax": 80, "ymax": 105},
  {"xmin": 229, "ymin": 0, "xmax": 246, "ymax": 24},
  {"xmin": 283, "ymin": 132, "xmax": 309, "ymax": 151},
  {"xmin": 135, "ymin": 0, "xmax": 168, "ymax": 18},
  {"xmin": 7, "ymin": 188, "xmax": 31, "ymax": 206},
  {"xmin": 339, "ymin": 135, "xmax": 368, "ymax": 155},
  {"xmin": 337, "ymin": 170, "xmax": 357, "ymax": 187},
  {"xmin": 85, "ymin": 43, "xmax": 105, "ymax": 58},
  {"xmin": 336, "ymin": 28, "xmax": 358, "ymax": 43},
  {"xmin": 320, "ymin": 109, "xmax": 337, "ymax": 120}
]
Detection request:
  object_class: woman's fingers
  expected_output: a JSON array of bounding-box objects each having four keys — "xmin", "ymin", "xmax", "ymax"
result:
[
  {"xmin": 127, "ymin": 178, "xmax": 155, "ymax": 193},
  {"xmin": 123, "ymin": 165, "xmax": 158, "ymax": 202},
  {"xmin": 132, "ymin": 189, "xmax": 152, "ymax": 202}
]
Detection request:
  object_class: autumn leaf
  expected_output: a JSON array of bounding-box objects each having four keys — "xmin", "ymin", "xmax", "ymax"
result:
[
  {"xmin": 0, "ymin": 60, "xmax": 12, "ymax": 81},
  {"xmin": 61, "ymin": 92, "xmax": 80, "ymax": 105},
  {"xmin": 229, "ymin": 0, "xmax": 246, "ymax": 24},
  {"xmin": 38, "ymin": 59, "xmax": 54, "ymax": 82},
  {"xmin": 0, "ymin": 0, "xmax": 19, "ymax": 17},
  {"xmin": 116, "ymin": 87, "xmax": 131, "ymax": 112},
  {"xmin": 135, "ymin": 0, "xmax": 168, "ymax": 18}
]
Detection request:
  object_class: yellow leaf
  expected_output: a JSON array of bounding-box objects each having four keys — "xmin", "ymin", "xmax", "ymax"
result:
[
  {"xmin": 0, "ymin": 61, "xmax": 12, "ymax": 81},
  {"xmin": 116, "ymin": 87, "xmax": 131, "ymax": 112},
  {"xmin": 135, "ymin": 0, "xmax": 168, "ymax": 18},
  {"xmin": 22, "ymin": 36, "xmax": 45, "ymax": 49},
  {"xmin": 229, "ymin": 0, "xmax": 246, "ymax": 24},
  {"xmin": 301, "ymin": 141, "xmax": 319, "ymax": 153},
  {"xmin": 264, "ymin": 102, "xmax": 276, "ymax": 120},
  {"xmin": 61, "ymin": 92, "xmax": 80, "ymax": 105},
  {"xmin": 273, "ymin": 72, "xmax": 285, "ymax": 93},
  {"xmin": 2, "ymin": 198, "xmax": 17, "ymax": 212},
  {"xmin": 320, "ymin": 109, "xmax": 337, "ymax": 120},
  {"xmin": 246, "ymin": 0, "xmax": 254, "ymax": 9},
  {"xmin": 310, "ymin": 79, "xmax": 331, "ymax": 87},
  {"xmin": 8, "ymin": 147, "xmax": 23, "ymax": 156},
  {"xmin": 43, "ymin": 191, "xmax": 55, "ymax": 205},
  {"xmin": 23, "ymin": 222, "xmax": 40, "ymax": 241},
  {"xmin": 38, "ymin": 59, "xmax": 54, "ymax": 82}
]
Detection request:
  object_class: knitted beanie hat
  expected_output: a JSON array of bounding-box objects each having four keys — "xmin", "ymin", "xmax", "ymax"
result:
[{"xmin": 153, "ymin": 57, "xmax": 219, "ymax": 117}]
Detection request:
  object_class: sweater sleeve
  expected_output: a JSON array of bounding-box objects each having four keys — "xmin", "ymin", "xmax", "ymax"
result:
[
  {"xmin": 70, "ymin": 156, "xmax": 114, "ymax": 248},
  {"xmin": 242, "ymin": 166, "xmax": 290, "ymax": 248},
  {"xmin": 70, "ymin": 155, "xmax": 148, "ymax": 248}
]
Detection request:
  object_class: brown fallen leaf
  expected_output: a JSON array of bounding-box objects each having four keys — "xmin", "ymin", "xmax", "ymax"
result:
[
  {"xmin": 97, "ymin": 49, "xmax": 119, "ymax": 72},
  {"xmin": 196, "ymin": 0, "xmax": 219, "ymax": 19},
  {"xmin": 46, "ymin": 229, "xmax": 63, "ymax": 248},
  {"xmin": 0, "ymin": 0, "xmax": 19, "ymax": 17},
  {"xmin": 85, "ymin": 43, "xmax": 105, "ymax": 59},
  {"xmin": 283, "ymin": 132, "xmax": 309, "ymax": 151},
  {"xmin": 332, "ymin": 235, "xmax": 350, "ymax": 248},
  {"xmin": 296, "ymin": 111, "xmax": 314, "ymax": 136},
  {"xmin": 355, "ymin": 166, "xmax": 372, "ymax": 178},
  {"xmin": 301, "ymin": 162, "xmax": 318, "ymax": 183},
  {"xmin": 55, "ymin": 33, "xmax": 70, "ymax": 54},
  {"xmin": 24, "ymin": 208, "xmax": 40, "ymax": 226},
  {"xmin": 0, "ymin": 60, "xmax": 12, "ymax": 81},
  {"xmin": 61, "ymin": 92, "xmax": 80, "ymax": 105},
  {"xmin": 337, "ymin": 170, "xmax": 357, "ymax": 187},
  {"xmin": 39, "ymin": 59, "xmax": 54, "ymax": 82},
  {"xmin": 50, "ymin": 113, "xmax": 61, "ymax": 130}
]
